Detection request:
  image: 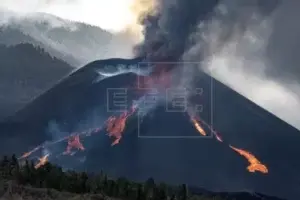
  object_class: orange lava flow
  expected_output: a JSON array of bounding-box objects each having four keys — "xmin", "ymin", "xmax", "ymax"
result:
[
  {"xmin": 106, "ymin": 107, "xmax": 136, "ymax": 146},
  {"xmin": 190, "ymin": 114, "xmax": 224, "ymax": 142},
  {"xmin": 229, "ymin": 145, "xmax": 268, "ymax": 174},
  {"xmin": 188, "ymin": 111, "xmax": 267, "ymax": 174},
  {"xmin": 19, "ymin": 146, "xmax": 41, "ymax": 159},
  {"xmin": 34, "ymin": 154, "xmax": 49, "ymax": 169},
  {"xmin": 215, "ymin": 132, "xmax": 223, "ymax": 142},
  {"xmin": 63, "ymin": 135, "xmax": 85, "ymax": 155},
  {"xmin": 190, "ymin": 117, "xmax": 207, "ymax": 136},
  {"xmin": 20, "ymin": 152, "xmax": 32, "ymax": 159}
]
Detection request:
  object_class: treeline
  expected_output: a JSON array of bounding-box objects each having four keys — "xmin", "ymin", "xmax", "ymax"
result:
[{"xmin": 0, "ymin": 155, "xmax": 223, "ymax": 200}]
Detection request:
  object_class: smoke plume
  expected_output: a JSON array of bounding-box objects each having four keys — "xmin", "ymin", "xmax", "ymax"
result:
[
  {"xmin": 136, "ymin": 0, "xmax": 300, "ymax": 130},
  {"xmin": 134, "ymin": 0, "xmax": 219, "ymax": 61}
]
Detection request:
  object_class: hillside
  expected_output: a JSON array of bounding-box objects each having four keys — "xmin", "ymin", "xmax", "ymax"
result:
[
  {"xmin": 0, "ymin": 43, "xmax": 72, "ymax": 119},
  {"xmin": 0, "ymin": 11, "xmax": 135, "ymax": 66},
  {"xmin": 0, "ymin": 58, "xmax": 298, "ymax": 200},
  {"xmin": 0, "ymin": 155, "xmax": 285, "ymax": 200}
]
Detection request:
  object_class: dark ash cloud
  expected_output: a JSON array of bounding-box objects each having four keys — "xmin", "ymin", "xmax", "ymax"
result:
[
  {"xmin": 134, "ymin": 0, "xmax": 300, "ymax": 130},
  {"xmin": 134, "ymin": 0, "xmax": 220, "ymax": 61}
]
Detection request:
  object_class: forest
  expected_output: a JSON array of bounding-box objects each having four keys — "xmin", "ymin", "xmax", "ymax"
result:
[{"xmin": 0, "ymin": 154, "xmax": 230, "ymax": 200}]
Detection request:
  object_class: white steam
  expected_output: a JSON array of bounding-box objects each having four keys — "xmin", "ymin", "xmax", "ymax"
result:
[
  {"xmin": 0, "ymin": 1, "xmax": 77, "ymax": 29},
  {"xmin": 0, "ymin": 0, "xmax": 137, "ymax": 32},
  {"xmin": 0, "ymin": 0, "xmax": 142, "ymax": 66},
  {"xmin": 184, "ymin": 0, "xmax": 300, "ymax": 130}
]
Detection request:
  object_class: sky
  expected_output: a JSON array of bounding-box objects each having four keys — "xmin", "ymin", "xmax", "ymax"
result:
[
  {"xmin": 1, "ymin": 0, "xmax": 300, "ymax": 131},
  {"xmin": 183, "ymin": 0, "xmax": 300, "ymax": 130},
  {"xmin": 0, "ymin": 0, "xmax": 139, "ymax": 33},
  {"xmin": 217, "ymin": 0, "xmax": 300, "ymax": 130}
]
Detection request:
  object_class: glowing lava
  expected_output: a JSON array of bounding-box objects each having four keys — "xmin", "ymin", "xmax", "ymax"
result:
[
  {"xmin": 34, "ymin": 154, "xmax": 49, "ymax": 169},
  {"xmin": 19, "ymin": 146, "xmax": 41, "ymax": 159},
  {"xmin": 17, "ymin": 65, "xmax": 269, "ymax": 176},
  {"xmin": 63, "ymin": 135, "xmax": 85, "ymax": 155},
  {"xmin": 188, "ymin": 111, "xmax": 267, "ymax": 174},
  {"xmin": 106, "ymin": 106, "xmax": 136, "ymax": 145},
  {"xmin": 215, "ymin": 132, "xmax": 223, "ymax": 142},
  {"xmin": 190, "ymin": 117, "xmax": 207, "ymax": 136},
  {"xmin": 229, "ymin": 145, "xmax": 268, "ymax": 174},
  {"xmin": 190, "ymin": 114, "xmax": 224, "ymax": 143}
]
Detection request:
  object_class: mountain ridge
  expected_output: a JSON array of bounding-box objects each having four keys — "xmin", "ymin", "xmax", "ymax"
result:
[
  {"xmin": 0, "ymin": 58, "xmax": 298, "ymax": 200},
  {"xmin": 0, "ymin": 11, "xmax": 135, "ymax": 66}
]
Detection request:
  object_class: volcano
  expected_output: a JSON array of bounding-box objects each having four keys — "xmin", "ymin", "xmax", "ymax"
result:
[{"xmin": 0, "ymin": 58, "xmax": 299, "ymax": 200}]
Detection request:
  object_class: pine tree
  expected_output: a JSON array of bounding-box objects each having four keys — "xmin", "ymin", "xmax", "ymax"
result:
[
  {"xmin": 116, "ymin": 177, "xmax": 126, "ymax": 197},
  {"xmin": 145, "ymin": 177, "xmax": 155, "ymax": 189},
  {"xmin": 108, "ymin": 180, "xmax": 116, "ymax": 196},
  {"xmin": 94, "ymin": 174, "xmax": 103, "ymax": 193},
  {"xmin": 28, "ymin": 160, "xmax": 38, "ymax": 186},
  {"xmin": 11, "ymin": 154, "xmax": 18, "ymax": 167},
  {"xmin": 103, "ymin": 174, "xmax": 108, "ymax": 193},
  {"xmin": 178, "ymin": 184, "xmax": 188, "ymax": 200},
  {"xmin": 114, "ymin": 181, "xmax": 120, "ymax": 197},
  {"xmin": 10, "ymin": 155, "xmax": 20, "ymax": 181},
  {"xmin": 170, "ymin": 194, "xmax": 176, "ymax": 200},
  {"xmin": 23, "ymin": 160, "xmax": 31, "ymax": 183},
  {"xmin": 1, "ymin": 155, "xmax": 9, "ymax": 179},
  {"xmin": 145, "ymin": 177, "xmax": 155, "ymax": 200},
  {"xmin": 123, "ymin": 180, "xmax": 130, "ymax": 197},
  {"xmin": 86, "ymin": 176, "xmax": 96, "ymax": 193},
  {"xmin": 156, "ymin": 183, "xmax": 168, "ymax": 200},
  {"xmin": 137, "ymin": 183, "xmax": 145, "ymax": 200},
  {"xmin": 80, "ymin": 172, "xmax": 88, "ymax": 193}
]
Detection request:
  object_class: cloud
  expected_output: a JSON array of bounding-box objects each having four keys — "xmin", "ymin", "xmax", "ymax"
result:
[
  {"xmin": 134, "ymin": 0, "xmax": 219, "ymax": 61},
  {"xmin": 183, "ymin": 0, "xmax": 300, "ymax": 130},
  {"xmin": 2, "ymin": 0, "xmax": 300, "ymax": 129},
  {"xmin": 0, "ymin": 0, "xmax": 150, "ymax": 64},
  {"xmin": 265, "ymin": 0, "xmax": 300, "ymax": 80},
  {"xmin": 0, "ymin": 0, "xmax": 145, "ymax": 36},
  {"xmin": 136, "ymin": 0, "xmax": 300, "ymax": 130},
  {"xmin": 0, "ymin": 0, "xmax": 75, "ymax": 26}
]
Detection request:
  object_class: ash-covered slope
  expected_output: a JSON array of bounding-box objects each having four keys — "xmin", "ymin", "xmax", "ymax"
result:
[{"xmin": 0, "ymin": 58, "xmax": 299, "ymax": 200}]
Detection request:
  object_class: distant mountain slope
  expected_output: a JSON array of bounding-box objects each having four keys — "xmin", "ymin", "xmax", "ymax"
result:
[
  {"xmin": 0, "ymin": 26, "xmax": 80, "ymax": 66},
  {"xmin": 0, "ymin": 11, "xmax": 135, "ymax": 66},
  {"xmin": 0, "ymin": 58, "xmax": 299, "ymax": 200},
  {"xmin": 0, "ymin": 43, "xmax": 72, "ymax": 119}
]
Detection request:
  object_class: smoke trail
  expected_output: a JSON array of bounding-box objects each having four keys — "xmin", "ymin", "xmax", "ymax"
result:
[
  {"xmin": 136, "ymin": 0, "xmax": 300, "ymax": 130},
  {"xmin": 131, "ymin": 0, "xmax": 221, "ymax": 113},
  {"xmin": 46, "ymin": 120, "xmax": 68, "ymax": 141},
  {"xmin": 134, "ymin": 0, "xmax": 219, "ymax": 61},
  {"xmin": 183, "ymin": 0, "xmax": 300, "ymax": 130}
]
